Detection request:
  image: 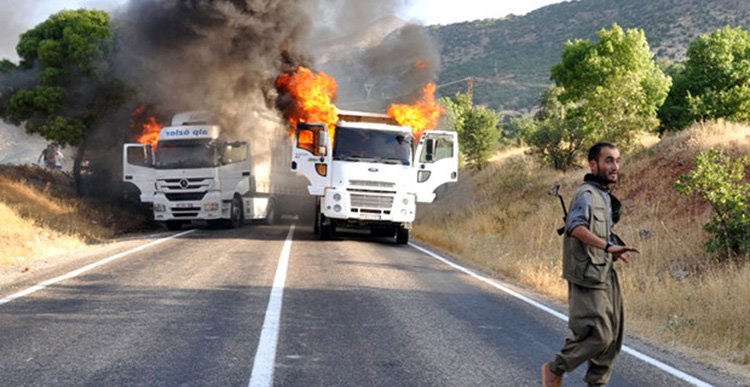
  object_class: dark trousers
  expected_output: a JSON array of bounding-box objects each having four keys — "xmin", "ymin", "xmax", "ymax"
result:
[{"xmin": 552, "ymin": 270, "xmax": 624, "ymax": 386}]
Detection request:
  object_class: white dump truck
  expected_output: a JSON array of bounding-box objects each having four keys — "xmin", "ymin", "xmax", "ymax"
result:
[
  {"xmin": 290, "ymin": 110, "xmax": 458, "ymax": 244},
  {"xmin": 123, "ymin": 111, "xmax": 307, "ymax": 230}
]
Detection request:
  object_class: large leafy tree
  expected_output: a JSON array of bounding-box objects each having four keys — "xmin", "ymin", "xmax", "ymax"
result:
[
  {"xmin": 0, "ymin": 10, "xmax": 124, "ymax": 147},
  {"xmin": 659, "ymin": 26, "xmax": 750, "ymax": 132},
  {"xmin": 550, "ymin": 23, "xmax": 671, "ymax": 149},
  {"xmin": 441, "ymin": 92, "xmax": 500, "ymax": 169}
]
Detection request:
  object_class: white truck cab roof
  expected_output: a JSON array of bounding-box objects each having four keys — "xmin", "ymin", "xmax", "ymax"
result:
[{"xmin": 336, "ymin": 121, "xmax": 412, "ymax": 133}]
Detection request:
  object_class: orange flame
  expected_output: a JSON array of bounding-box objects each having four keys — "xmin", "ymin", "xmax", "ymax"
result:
[
  {"xmin": 275, "ymin": 66, "xmax": 338, "ymax": 143},
  {"xmin": 131, "ymin": 105, "xmax": 164, "ymax": 151},
  {"xmin": 387, "ymin": 82, "xmax": 443, "ymax": 138},
  {"xmin": 137, "ymin": 116, "xmax": 163, "ymax": 150}
]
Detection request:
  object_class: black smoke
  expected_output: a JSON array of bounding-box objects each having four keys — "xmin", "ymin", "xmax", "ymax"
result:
[{"xmin": 1, "ymin": 0, "xmax": 442, "ymax": 201}]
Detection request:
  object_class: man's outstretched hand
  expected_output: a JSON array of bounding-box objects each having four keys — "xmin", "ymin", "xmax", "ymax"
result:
[{"xmin": 610, "ymin": 245, "xmax": 640, "ymax": 264}]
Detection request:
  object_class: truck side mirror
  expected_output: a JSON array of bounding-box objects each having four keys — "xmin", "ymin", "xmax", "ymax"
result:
[{"xmin": 425, "ymin": 138, "xmax": 436, "ymax": 162}]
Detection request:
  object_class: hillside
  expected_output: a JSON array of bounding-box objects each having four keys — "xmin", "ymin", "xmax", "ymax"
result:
[
  {"xmin": 429, "ymin": 0, "xmax": 750, "ymax": 113},
  {"xmin": 413, "ymin": 121, "xmax": 750, "ymax": 377},
  {"xmin": 0, "ymin": 165, "xmax": 148, "ymax": 270}
]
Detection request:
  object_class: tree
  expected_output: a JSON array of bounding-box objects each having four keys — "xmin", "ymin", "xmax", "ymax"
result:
[
  {"xmin": 500, "ymin": 116, "xmax": 536, "ymax": 145},
  {"xmin": 659, "ymin": 26, "xmax": 750, "ymax": 132},
  {"xmin": 441, "ymin": 92, "xmax": 500, "ymax": 169},
  {"xmin": 524, "ymin": 86, "xmax": 589, "ymax": 171},
  {"xmin": 550, "ymin": 23, "xmax": 671, "ymax": 149},
  {"xmin": 675, "ymin": 149, "xmax": 750, "ymax": 259},
  {"xmin": 0, "ymin": 10, "xmax": 123, "ymax": 147}
]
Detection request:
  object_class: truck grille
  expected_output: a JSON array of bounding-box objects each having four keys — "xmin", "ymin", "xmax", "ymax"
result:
[
  {"xmin": 165, "ymin": 192, "xmax": 207, "ymax": 201},
  {"xmin": 351, "ymin": 194, "xmax": 393, "ymax": 209},
  {"xmin": 158, "ymin": 177, "xmax": 211, "ymax": 191},
  {"xmin": 349, "ymin": 180, "xmax": 396, "ymax": 188}
]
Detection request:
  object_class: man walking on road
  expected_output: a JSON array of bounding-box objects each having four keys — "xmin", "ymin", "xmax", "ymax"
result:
[{"xmin": 542, "ymin": 142, "xmax": 640, "ymax": 387}]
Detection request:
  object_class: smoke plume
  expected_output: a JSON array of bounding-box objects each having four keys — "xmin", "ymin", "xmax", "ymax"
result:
[{"xmin": 2, "ymin": 0, "xmax": 442, "ymax": 200}]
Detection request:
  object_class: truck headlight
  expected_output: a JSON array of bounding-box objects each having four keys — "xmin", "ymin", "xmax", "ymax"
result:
[
  {"xmin": 333, "ymin": 204, "xmax": 342, "ymax": 212},
  {"xmin": 153, "ymin": 203, "xmax": 166, "ymax": 212},
  {"xmin": 418, "ymin": 170, "xmax": 431, "ymax": 183},
  {"xmin": 203, "ymin": 202, "xmax": 219, "ymax": 212},
  {"xmin": 333, "ymin": 193, "xmax": 342, "ymax": 202},
  {"xmin": 402, "ymin": 197, "xmax": 409, "ymax": 205}
]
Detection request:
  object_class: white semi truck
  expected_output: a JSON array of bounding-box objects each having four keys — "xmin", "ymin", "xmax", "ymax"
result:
[
  {"xmin": 290, "ymin": 110, "xmax": 459, "ymax": 244},
  {"xmin": 123, "ymin": 111, "xmax": 307, "ymax": 230}
]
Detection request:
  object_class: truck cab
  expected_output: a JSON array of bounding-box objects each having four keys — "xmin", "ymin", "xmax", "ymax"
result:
[
  {"xmin": 290, "ymin": 111, "xmax": 458, "ymax": 244},
  {"xmin": 123, "ymin": 111, "xmax": 275, "ymax": 230}
]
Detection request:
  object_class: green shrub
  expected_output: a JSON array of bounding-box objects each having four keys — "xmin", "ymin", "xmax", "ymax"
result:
[{"xmin": 675, "ymin": 149, "xmax": 750, "ymax": 259}]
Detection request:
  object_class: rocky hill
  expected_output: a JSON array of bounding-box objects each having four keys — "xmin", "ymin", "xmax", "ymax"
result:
[{"xmin": 429, "ymin": 0, "xmax": 750, "ymax": 113}]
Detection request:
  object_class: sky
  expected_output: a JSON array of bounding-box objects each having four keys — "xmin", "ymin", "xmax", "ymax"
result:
[
  {"xmin": 399, "ymin": 0, "xmax": 567, "ymax": 25},
  {"xmin": 0, "ymin": 0, "xmax": 565, "ymax": 61}
]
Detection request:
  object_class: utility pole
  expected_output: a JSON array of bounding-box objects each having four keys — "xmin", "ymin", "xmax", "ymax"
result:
[{"xmin": 467, "ymin": 76, "xmax": 474, "ymax": 104}]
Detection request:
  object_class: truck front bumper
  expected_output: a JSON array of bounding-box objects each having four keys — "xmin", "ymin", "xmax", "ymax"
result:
[
  {"xmin": 152, "ymin": 192, "xmax": 225, "ymax": 221},
  {"xmin": 320, "ymin": 189, "xmax": 416, "ymax": 223}
]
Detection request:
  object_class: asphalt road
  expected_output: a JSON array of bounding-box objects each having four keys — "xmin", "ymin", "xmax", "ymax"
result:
[{"xmin": 0, "ymin": 224, "xmax": 742, "ymax": 386}]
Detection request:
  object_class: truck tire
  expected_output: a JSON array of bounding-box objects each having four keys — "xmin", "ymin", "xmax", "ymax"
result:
[
  {"xmin": 396, "ymin": 227, "xmax": 409, "ymax": 245},
  {"xmin": 166, "ymin": 221, "xmax": 183, "ymax": 231},
  {"xmin": 319, "ymin": 215, "xmax": 333, "ymax": 240},
  {"xmin": 227, "ymin": 196, "xmax": 243, "ymax": 228}
]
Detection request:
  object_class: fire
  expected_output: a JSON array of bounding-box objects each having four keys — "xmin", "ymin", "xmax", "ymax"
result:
[
  {"xmin": 275, "ymin": 66, "xmax": 338, "ymax": 143},
  {"xmin": 137, "ymin": 116, "xmax": 163, "ymax": 150},
  {"xmin": 414, "ymin": 59, "xmax": 429, "ymax": 71},
  {"xmin": 387, "ymin": 82, "xmax": 443, "ymax": 138},
  {"xmin": 131, "ymin": 105, "xmax": 164, "ymax": 151}
]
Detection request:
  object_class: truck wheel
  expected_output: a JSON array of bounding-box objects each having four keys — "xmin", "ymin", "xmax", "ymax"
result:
[
  {"xmin": 227, "ymin": 196, "xmax": 243, "ymax": 228},
  {"xmin": 319, "ymin": 215, "xmax": 332, "ymax": 240},
  {"xmin": 166, "ymin": 221, "xmax": 182, "ymax": 231},
  {"xmin": 396, "ymin": 227, "xmax": 409, "ymax": 245}
]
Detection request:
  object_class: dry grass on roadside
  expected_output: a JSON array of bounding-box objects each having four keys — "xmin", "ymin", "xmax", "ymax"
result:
[
  {"xmin": 414, "ymin": 121, "xmax": 750, "ymax": 370},
  {"xmin": 0, "ymin": 203, "xmax": 86, "ymax": 267},
  {"xmin": 0, "ymin": 166, "xmax": 147, "ymax": 269}
]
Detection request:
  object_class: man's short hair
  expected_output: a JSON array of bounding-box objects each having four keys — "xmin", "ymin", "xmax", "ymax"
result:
[{"xmin": 588, "ymin": 142, "xmax": 617, "ymax": 161}]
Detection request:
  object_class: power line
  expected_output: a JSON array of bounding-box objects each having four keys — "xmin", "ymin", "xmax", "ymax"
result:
[{"xmin": 343, "ymin": 76, "xmax": 476, "ymax": 107}]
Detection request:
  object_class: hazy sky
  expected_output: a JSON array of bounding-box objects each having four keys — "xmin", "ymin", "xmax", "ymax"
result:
[{"xmin": 0, "ymin": 0, "xmax": 565, "ymax": 61}]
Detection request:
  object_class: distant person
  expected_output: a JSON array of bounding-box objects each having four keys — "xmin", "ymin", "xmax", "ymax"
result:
[
  {"xmin": 53, "ymin": 146, "xmax": 64, "ymax": 170},
  {"xmin": 542, "ymin": 142, "xmax": 640, "ymax": 387},
  {"xmin": 37, "ymin": 144, "xmax": 57, "ymax": 169}
]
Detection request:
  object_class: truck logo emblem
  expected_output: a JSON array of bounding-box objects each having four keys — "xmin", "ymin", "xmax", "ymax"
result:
[
  {"xmin": 179, "ymin": 179, "xmax": 189, "ymax": 189},
  {"xmin": 368, "ymin": 168, "xmax": 379, "ymax": 172}
]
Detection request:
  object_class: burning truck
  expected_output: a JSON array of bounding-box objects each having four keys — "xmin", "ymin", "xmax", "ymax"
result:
[
  {"xmin": 122, "ymin": 110, "xmax": 309, "ymax": 230},
  {"xmin": 279, "ymin": 67, "xmax": 459, "ymax": 244}
]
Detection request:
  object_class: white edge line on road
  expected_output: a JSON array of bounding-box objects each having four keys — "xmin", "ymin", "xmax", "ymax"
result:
[
  {"xmin": 248, "ymin": 224, "xmax": 296, "ymax": 387},
  {"xmin": 0, "ymin": 229, "xmax": 197, "ymax": 306},
  {"xmin": 408, "ymin": 242, "xmax": 712, "ymax": 387}
]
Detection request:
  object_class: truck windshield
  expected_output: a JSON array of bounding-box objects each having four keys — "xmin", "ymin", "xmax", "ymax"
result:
[
  {"xmin": 155, "ymin": 139, "xmax": 220, "ymax": 169},
  {"xmin": 333, "ymin": 127, "xmax": 412, "ymax": 165}
]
